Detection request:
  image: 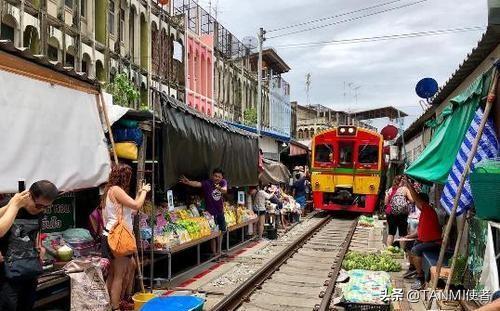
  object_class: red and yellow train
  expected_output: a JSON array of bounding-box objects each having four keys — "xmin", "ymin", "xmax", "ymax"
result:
[{"xmin": 311, "ymin": 126, "xmax": 384, "ymax": 213}]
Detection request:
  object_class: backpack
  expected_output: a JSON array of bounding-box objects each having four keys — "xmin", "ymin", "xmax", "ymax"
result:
[
  {"xmin": 88, "ymin": 208, "xmax": 104, "ymax": 241},
  {"xmin": 107, "ymin": 204, "xmax": 136, "ymax": 257},
  {"xmin": 3, "ymin": 219, "xmax": 43, "ymax": 280},
  {"xmin": 389, "ymin": 188, "xmax": 410, "ymax": 215}
]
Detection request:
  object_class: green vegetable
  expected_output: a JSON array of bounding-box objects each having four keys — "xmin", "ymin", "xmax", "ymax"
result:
[{"xmin": 342, "ymin": 251, "xmax": 402, "ymax": 272}]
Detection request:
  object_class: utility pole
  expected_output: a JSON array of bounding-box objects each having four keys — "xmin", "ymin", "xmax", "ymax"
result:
[
  {"xmin": 257, "ymin": 27, "xmax": 265, "ymax": 135},
  {"xmin": 305, "ymin": 73, "xmax": 311, "ymax": 106}
]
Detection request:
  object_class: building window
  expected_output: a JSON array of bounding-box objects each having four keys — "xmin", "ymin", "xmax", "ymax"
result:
[
  {"xmin": 108, "ymin": 0, "xmax": 115, "ymax": 35},
  {"xmin": 81, "ymin": 0, "xmax": 86, "ymax": 17},
  {"xmin": 48, "ymin": 45, "xmax": 58, "ymax": 61},
  {"xmin": 82, "ymin": 59, "xmax": 88, "ymax": 74},
  {"xmin": 65, "ymin": 53, "xmax": 75, "ymax": 67},
  {"xmin": 119, "ymin": 8, "xmax": 125, "ymax": 42},
  {"xmin": 65, "ymin": 0, "xmax": 73, "ymax": 8},
  {"xmin": 0, "ymin": 23, "xmax": 15, "ymax": 42}
]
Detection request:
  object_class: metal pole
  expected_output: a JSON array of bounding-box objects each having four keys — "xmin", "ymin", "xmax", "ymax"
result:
[
  {"xmin": 426, "ymin": 68, "xmax": 498, "ymax": 309},
  {"xmin": 398, "ymin": 109, "xmax": 407, "ymax": 168},
  {"xmin": 257, "ymin": 27, "xmax": 265, "ymax": 135},
  {"xmin": 149, "ymin": 91, "xmax": 157, "ymax": 292}
]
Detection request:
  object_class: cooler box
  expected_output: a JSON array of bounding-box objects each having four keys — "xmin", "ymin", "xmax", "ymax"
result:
[
  {"xmin": 141, "ymin": 296, "xmax": 204, "ymax": 311},
  {"xmin": 470, "ymin": 159, "xmax": 500, "ymax": 221}
]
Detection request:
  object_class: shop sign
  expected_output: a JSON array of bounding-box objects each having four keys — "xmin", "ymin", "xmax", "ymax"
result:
[
  {"xmin": 167, "ymin": 190, "xmax": 175, "ymax": 211},
  {"xmin": 237, "ymin": 191, "xmax": 245, "ymax": 205},
  {"xmin": 41, "ymin": 192, "xmax": 75, "ymax": 233}
]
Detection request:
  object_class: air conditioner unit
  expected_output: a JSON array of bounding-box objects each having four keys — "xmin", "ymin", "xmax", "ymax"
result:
[
  {"xmin": 389, "ymin": 145, "xmax": 399, "ymax": 161},
  {"xmin": 489, "ymin": 0, "xmax": 500, "ymax": 25}
]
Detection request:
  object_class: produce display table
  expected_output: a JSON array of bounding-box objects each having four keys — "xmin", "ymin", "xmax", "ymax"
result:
[
  {"xmin": 144, "ymin": 231, "xmax": 222, "ymax": 282},
  {"xmin": 224, "ymin": 218, "xmax": 258, "ymax": 252},
  {"xmin": 34, "ymin": 273, "xmax": 70, "ymax": 309}
]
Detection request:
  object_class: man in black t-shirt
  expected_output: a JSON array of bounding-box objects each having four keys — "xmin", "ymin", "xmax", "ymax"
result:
[{"xmin": 0, "ymin": 180, "xmax": 58, "ymax": 311}]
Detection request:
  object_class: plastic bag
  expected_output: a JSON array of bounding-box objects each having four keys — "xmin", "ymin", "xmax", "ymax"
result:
[{"xmin": 479, "ymin": 223, "xmax": 499, "ymax": 292}]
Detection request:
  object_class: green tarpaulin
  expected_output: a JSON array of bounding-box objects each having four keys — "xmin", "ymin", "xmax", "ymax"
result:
[{"xmin": 405, "ymin": 71, "xmax": 491, "ymax": 184}]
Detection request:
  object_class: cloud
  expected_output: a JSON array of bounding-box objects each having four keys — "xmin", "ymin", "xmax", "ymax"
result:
[{"xmin": 206, "ymin": 0, "xmax": 487, "ymax": 127}]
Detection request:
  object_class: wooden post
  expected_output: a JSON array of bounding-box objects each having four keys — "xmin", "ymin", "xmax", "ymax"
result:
[
  {"xmin": 97, "ymin": 93, "xmax": 119, "ymax": 165},
  {"xmin": 444, "ymin": 212, "xmax": 468, "ymax": 292},
  {"xmin": 426, "ymin": 68, "xmax": 498, "ymax": 309}
]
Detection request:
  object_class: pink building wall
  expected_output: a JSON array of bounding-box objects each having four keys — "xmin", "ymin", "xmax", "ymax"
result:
[{"xmin": 186, "ymin": 34, "xmax": 214, "ymax": 116}]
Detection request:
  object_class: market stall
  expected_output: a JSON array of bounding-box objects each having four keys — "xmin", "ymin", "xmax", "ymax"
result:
[
  {"xmin": 133, "ymin": 92, "xmax": 260, "ymax": 284},
  {"xmin": 403, "ymin": 64, "xmax": 500, "ymax": 308},
  {"xmin": 0, "ymin": 43, "xmax": 120, "ymax": 309}
]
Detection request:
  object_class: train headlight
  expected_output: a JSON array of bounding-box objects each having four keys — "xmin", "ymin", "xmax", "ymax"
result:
[
  {"xmin": 315, "ymin": 182, "xmax": 320, "ymax": 189},
  {"xmin": 370, "ymin": 185, "xmax": 375, "ymax": 191},
  {"xmin": 348, "ymin": 127, "xmax": 355, "ymax": 134},
  {"xmin": 340, "ymin": 128, "xmax": 346, "ymax": 133}
]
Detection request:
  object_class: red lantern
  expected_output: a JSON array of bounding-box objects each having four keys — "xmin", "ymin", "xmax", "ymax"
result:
[
  {"xmin": 158, "ymin": 0, "xmax": 169, "ymax": 5},
  {"xmin": 381, "ymin": 124, "xmax": 399, "ymax": 141}
]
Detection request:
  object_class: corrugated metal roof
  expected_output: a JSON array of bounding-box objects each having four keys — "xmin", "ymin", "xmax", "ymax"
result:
[
  {"xmin": 160, "ymin": 93, "xmax": 258, "ymax": 138},
  {"xmin": 399, "ymin": 25, "xmax": 500, "ymax": 144},
  {"xmin": 0, "ymin": 39, "xmax": 98, "ymax": 85}
]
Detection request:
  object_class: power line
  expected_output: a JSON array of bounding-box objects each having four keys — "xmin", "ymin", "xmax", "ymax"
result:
[
  {"xmin": 274, "ymin": 26, "xmax": 485, "ymax": 49},
  {"xmin": 267, "ymin": 0, "xmax": 429, "ymax": 40},
  {"xmin": 267, "ymin": 0, "xmax": 406, "ymax": 33}
]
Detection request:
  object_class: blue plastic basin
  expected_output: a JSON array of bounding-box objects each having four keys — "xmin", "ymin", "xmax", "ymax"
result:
[{"xmin": 141, "ymin": 296, "xmax": 204, "ymax": 311}]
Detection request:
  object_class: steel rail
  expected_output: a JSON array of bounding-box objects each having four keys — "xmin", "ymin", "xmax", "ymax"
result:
[
  {"xmin": 210, "ymin": 214, "xmax": 333, "ymax": 311},
  {"xmin": 316, "ymin": 218, "xmax": 359, "ymax": 311}
]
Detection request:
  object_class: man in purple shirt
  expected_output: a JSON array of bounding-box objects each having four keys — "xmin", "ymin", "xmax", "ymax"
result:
[{"xmin": 179, "ymin": 168, "xmax": 227, "ymax": 255}]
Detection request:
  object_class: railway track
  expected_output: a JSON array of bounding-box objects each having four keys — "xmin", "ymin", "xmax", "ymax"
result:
[{"xmin": 210, "ymin": 215, "xmax": 358, "ymax": 311}]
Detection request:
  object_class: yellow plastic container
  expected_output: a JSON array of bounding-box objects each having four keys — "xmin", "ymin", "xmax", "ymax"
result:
[{"xmin": 132, "ymin": 292, "xmax": 157, "ymax": 311}]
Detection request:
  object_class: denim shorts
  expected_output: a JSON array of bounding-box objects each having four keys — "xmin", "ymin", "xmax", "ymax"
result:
[{"xmin": 411, "ymin": 240, "xmax": 441, "ymax": 256}]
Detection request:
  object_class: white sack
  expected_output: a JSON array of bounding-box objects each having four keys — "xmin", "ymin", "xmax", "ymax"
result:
[
  {"xmin": 479, "ymin": 223, "xmax": 499, "ymax": 293},
  {"xmin": 0, "ymin": 69, "xmax": 111, "ymax": 192},
  {"xmin": 64, "ymin": 259, "xmax": 110, "ymax": 311}
]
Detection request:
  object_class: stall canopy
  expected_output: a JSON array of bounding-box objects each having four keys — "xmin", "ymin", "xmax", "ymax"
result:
[
  {"xmin": 161, "ymin": 94, "xmax": 259, "ymax": 188},
  {"xmin": 259, "ymin": 158, "xmax": 291, "ymax": 185},
  {"xmin": 0, "ymin": 67, "xmax": 111, "ymax": 192},
  {"xmin": 405, "ymin": 70, "xmax": 492, "ymax": 184}
]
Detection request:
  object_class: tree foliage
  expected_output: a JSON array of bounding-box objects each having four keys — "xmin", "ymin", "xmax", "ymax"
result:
[
  {"xmin": 243, "ymin": 107, "xmax": 257, "ymax": 126},
  {"xmin": 106, "ymin": 73, "xmax": 140, "ymax": 108}
]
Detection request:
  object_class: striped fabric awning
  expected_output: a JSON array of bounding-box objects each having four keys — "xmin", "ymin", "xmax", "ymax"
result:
[
  {"xmin": 440, "ymin": 107, "xmax": 499, "ymax": 215},
  {"xmin": 290, "ymin": 143, "xmax": 308, "ymax": 156}
]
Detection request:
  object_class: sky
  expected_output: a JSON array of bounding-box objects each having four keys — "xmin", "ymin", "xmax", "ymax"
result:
[{"xmin": 199, "ymin": 0, "xmax": 488, "ymax": 129}]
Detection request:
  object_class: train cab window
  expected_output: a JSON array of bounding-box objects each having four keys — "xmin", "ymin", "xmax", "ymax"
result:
[
  {"xmin": 314, "ymin": 144, "xmax": 333, "ymax": 163},
  {"xmin": 339, "ymin": 142, "xmax": 353, "ymax": 167},
  {"xmin": 358, "ymin": 145, "xmax": 379, "ymax": 164}
]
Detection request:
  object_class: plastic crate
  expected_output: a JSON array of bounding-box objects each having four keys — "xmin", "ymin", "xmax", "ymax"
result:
[
  {"xmin": 470, "ymin": 159, "xmax": 500, "ymax": 221},
  {"xmin": 342, "ymin": 302, "xmax": 391, "ymax": 311}
]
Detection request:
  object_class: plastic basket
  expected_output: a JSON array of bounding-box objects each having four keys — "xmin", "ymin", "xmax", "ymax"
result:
[
  {"xmin": 342, "ymin": 302, "xmax": 391, "ymax": 311},
  {"xmin": 470, "ymin": 159, "xmax": 500, "ymax": 221}
]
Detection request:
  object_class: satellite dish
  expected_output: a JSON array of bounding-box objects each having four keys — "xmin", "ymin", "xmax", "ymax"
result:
[
  {"xmin": 416, "ymin": 78, "xmax": 439, "ymax": 102},
  {"xmin": 242, "ymin": 36, "xmax": 258, "ymax": 50}
]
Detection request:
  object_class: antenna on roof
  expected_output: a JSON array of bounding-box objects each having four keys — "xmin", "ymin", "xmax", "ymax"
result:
[
  {"xmin": 305, "ymin": 73, "xmax": 311, "ymax": 106},
  {"xmin": 242, "ymin": 36, "xmax": 258, "ymax": 51}
]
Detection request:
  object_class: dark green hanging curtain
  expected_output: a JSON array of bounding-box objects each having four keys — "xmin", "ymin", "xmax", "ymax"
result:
[{"xmin": 405, "ymin": 70, "xmax": 492, "ymax": 184}]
